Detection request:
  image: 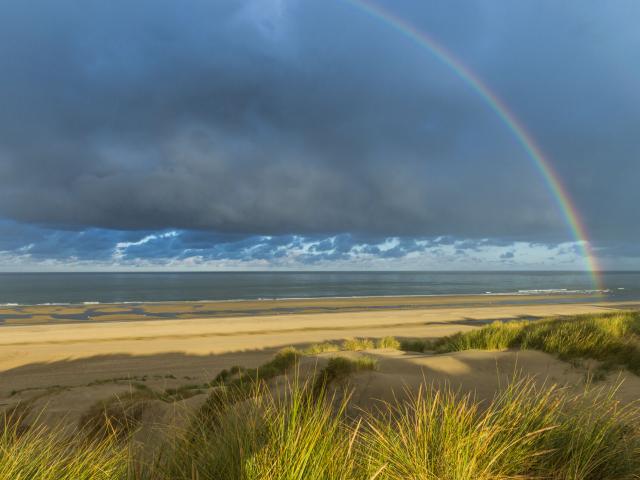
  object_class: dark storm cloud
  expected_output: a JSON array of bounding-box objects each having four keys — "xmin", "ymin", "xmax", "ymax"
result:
[
  {"xmin": 0, "ymin": 0, "xmax": 638, "ymax": 264},
  {"xmin": 0, "ymin": 220, "xmax": 140, "ymax": 260}
]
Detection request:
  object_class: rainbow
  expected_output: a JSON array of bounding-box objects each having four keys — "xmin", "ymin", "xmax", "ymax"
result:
[{"xmin": 346, "ymin": 0, "xmax": 602, "ymax": 288}]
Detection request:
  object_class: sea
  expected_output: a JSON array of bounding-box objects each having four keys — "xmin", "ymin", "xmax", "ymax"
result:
[{"xmin": 0, "ymin": 271, "xmax": 638, "ymax": 305}]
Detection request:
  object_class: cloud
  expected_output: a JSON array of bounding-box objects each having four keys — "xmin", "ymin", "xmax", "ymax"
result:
[
  {"xmin": 0, "ymin": 0, "xmax": 638, "ymax": 268},
  {"xmin": 5, "ymin": 220, "xmax": 632, "ymax": 271}
]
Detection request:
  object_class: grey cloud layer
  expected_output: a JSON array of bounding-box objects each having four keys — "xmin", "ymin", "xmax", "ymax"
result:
[{"xmin": 0, "ymin": 0, "xmax": 638, "ymax": 248}]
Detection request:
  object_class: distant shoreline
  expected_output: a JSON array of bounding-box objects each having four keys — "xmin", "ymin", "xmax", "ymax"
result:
[
  {"xmin": 2, "ymin": 291, "xmax": 636, "ymax": 328},
  {"xmin": 0, "ymin": 288, "xmax": 610, "ymax": 307}
]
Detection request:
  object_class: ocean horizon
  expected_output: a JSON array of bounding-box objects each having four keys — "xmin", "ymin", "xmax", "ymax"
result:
[{"xmin": 1, "ymin": 271, "xmax": 638, "ymax": 305}]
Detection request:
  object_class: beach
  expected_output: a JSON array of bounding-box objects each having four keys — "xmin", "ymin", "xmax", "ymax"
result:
[{"xmin": 2, "ymin": 295, "xmax": 639, "ymax": 425}]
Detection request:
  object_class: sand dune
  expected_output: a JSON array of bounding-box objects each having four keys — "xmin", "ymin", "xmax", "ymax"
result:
[{"xmin": 1, "ymin": 299, "xmax": 637, "ymax": 428}]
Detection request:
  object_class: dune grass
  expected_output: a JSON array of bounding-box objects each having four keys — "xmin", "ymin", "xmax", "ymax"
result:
[
  {"xmin": 375, "ymin": 336, "xmax": 401, "ymax": 349},
  {"xmin": 5, "ymin": 313, "xmax": 640, "ymax": 479},
  {"xmin": 306, "ymin": 335, "xmax": 425, "ymax": 353},
  {"xmin": 341, "ymin": 337, "xmax": 375, "ymax": 351},
  {"xmin": 433, "ymin": 311, "xmax": 640, "ymax": 374},
  {"xmin": 213, "ymin": 347, "xmax": 301, "ymax": 387},
  {"xmin": 399, "ymin": 338, "xmax": 432, "ymax": 353},
  {"xmin": 80, "ymin": 391, "xmax": 151, "ymax": 442},
  {"xmin": 5, "ymin": 374, "xmax": 640, "ymax": 479},
  {"xmin": 312, "ymin": 356, "xmax": 378, "ymax": 396},
  {"xmin": 155, "ymin": 379, "xmax": 357, "ymax": 480},
  {"xmin": 303, "ymin": 341, "xmax": 341, "ymax": 355},
  {"xmin": 1, "ymin": 407, "xmax": 130, "ymax": 479},
  {"xmin": 305, "ymin": 336, "xmax": 398, "ymax": 354},
  {"xmin": 148, "ymin": 375, "xmax": 640, "ymax": 479},
  {"xmin": 360, "ymin": 378, "xmax": 640, "ymax": 480}
]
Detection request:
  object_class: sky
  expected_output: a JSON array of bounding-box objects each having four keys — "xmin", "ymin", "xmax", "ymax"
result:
[{"xmin": 0, "ymin": 0, "xmax": 638, "ymax": 271}]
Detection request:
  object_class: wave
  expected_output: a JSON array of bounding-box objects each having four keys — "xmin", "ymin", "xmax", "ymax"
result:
[
  {"xmin": 516, "ymin": 289, "xmax": 609, "ymax": 295},
  {"xmin": 0, "ymin": 289, "xmax": 613, "ymax": 307}
]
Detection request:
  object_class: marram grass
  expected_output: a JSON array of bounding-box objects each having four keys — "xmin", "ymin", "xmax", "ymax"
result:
[
  {"xmin": 304, "ymin": 336, "xmax": 398, "ymax": 354},
  {"xmin": 341, "ymin": 337, "xmax": 375, "ymax": 351},
  {"xmin": 4, "ymin": 312, "xmax": 640, "ymax": 479},
  {"xmin": 433, "ymin": 311, "xmax": 640, "ymax": 373},
  {"xmin": 143, "ymin": 375, "xmax": 640, "ymax": 479},
  {"xmin": 360, "ymin": 378, "xmax": 640, "ymax": 480},
  {"xmin": 1, "ymin": 408, "xmax": 130, "ymax": 480},
  {"xmin": 6, "ymin": 377, "xmax": 639, "ymax": 479},
  {"xmin": 375, "ymin": 336, "xmax": 401, "ymax": 350}
]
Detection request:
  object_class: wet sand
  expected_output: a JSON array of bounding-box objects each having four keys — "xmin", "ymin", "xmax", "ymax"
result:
[{"xmin": 0, "ymin": 292, "xmax": 629, "ymax": 326}]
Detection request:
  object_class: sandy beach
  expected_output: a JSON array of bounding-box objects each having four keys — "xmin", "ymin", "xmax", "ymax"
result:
[
  {"xmin": 0, "ymin": 292, "xmax": 621, "ymax": 325},
  {"xmin": 2, "ymin": 296, "xmax": 639, "ymax": 426}
]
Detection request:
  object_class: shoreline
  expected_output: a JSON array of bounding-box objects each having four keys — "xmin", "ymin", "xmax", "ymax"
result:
[
  {"xmin": 0, "ymin": 288, "xmax": 612, "ymax": 307},
  {"xmin": 3, "ymin": 292, "xmax": 636, "ymax": 328}
]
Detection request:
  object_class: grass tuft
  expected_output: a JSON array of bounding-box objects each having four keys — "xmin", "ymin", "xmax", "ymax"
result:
[
  {"xmin": 375, "ymin": 336, "xmax": 401, "ymax": 349},
  {"xmin": 306, "ymin": 337, "xmax": 402, "ymax": 354},
  {"xmin": 162, "ymin": 384, "xmax": 208, "ymax": 401},
  {"xmin": 360, "ymin": 377, "xmax": 640, "ymax": 480},
  {"xmin": 342, "ymin": 337, "xmax": 374, "ymax": 351},
  {"xmin": 304, "ymin": 341, "xmax": 341, "ymax": 354},
  {"xmin": 433, "ymin": 312, "xmax": 640, "ymax": 375},
  {"xmin": 154, "ymin": 373, "xmax": 640, "ymax": 480},
  {"xmin": 313, "ymin": 356, "xmax": 378, "ymax": 396},
  {"xmin": 1, "ymin": 406, "xmax": 129, "ymax": 479},
  {"xmin": 212, "ymin": 347, "xmax": 301, "ymax": 391},
  {"xmin": 399, "ymin": 338, "xmax": 432, "ymax": 353},
  {"xmin": 160, "ymin": 379, "xmax": 357, "ymax": 480},
  {"xmin": 79, "ymin": 391, "xmax": 151, "ymax": 442}
]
